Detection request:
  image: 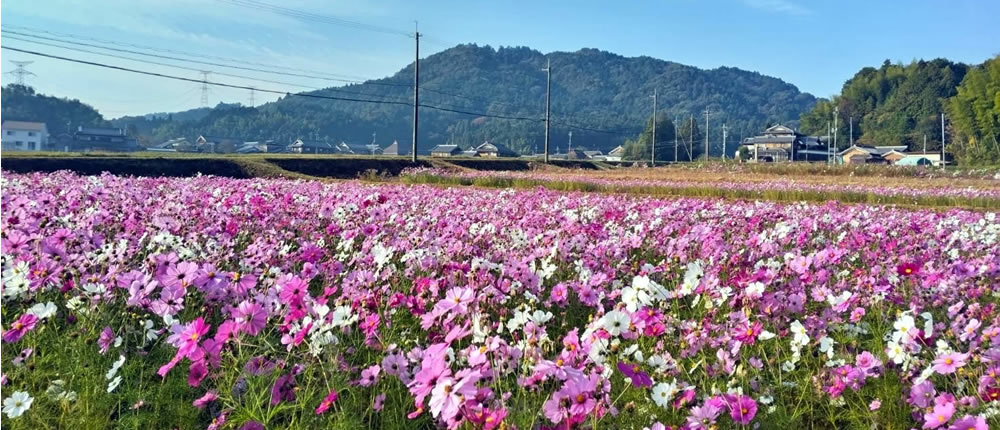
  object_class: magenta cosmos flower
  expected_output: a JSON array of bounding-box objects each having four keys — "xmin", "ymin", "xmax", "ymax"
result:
[
  {"xmin": 933, "ymin": 352, "xmax": 969, "ymax": 375},
  {"xmin": 729, "ymin": 395, "xmax": 758, "ymax": 425},
  {"xmin": 315, "ymin": 390, "xmax": 339, "ymax": 415},
  {"xmin": 232, "ymin": 301, "xmax": 267, "ymax": 336},
  {"xmin": 617, "ymin": 361, "xmax": 652, "ymax": 388},
  {"xmin": 3, "ymin": 313, "xmax": 38, "ymax": 343},
  {"xmin": 98, "ymin": 326, "xmax": 115, "ymax": 354}
]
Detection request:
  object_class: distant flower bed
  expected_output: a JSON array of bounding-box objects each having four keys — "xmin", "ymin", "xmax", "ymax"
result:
[
  {"xmin": 401, "ymin": 167, "xmax": 1000, "ymax": 203},
  {"xmin": 2, "ymin": 171, "xmax": 999, "ymax": 429}
]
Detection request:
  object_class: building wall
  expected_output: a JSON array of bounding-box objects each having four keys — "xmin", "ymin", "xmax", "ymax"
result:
[{"xmin": 1, "ymin": 128, "xmax": 48, "ymax": 151}]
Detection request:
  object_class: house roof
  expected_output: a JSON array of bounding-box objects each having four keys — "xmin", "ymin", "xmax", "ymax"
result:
[
  {"xmin": 430, "ymin": 144, "xmax": 461, "ymax": 153},
  {"xmin": 382, "ymin": 141, "xmax": 410, "ymax": 155},
  {"xmin": 475, "ymin": 141, "xmax": 517, "ymax": 156},
  {"xmin": 77, "ymin": 126, "xmax": 125, "ymax": 136},
  {"xmin": 838, "ymin": 145, "xmax": 908, "ymax": 156},
  {"xmin": 744, "ymin": 136, "xmax": 796, "ymax": 144},
  {"xmin": 198, "ymin": 135, "xmax": 243, "ymax": 143},
  {"xmin": 764, "ymin": 125, "xmax": 796, "ymax": 135},
  {"xmin": 1, "ymin": 121, "xmax": 47, "ymax": 131},
  {"xmin": 608, "ymin": 145, "xmax": 625, "ymax": 155},
  {"xmin": 291, "ymin": 139, "xmax": 335, "ymax": 149}
]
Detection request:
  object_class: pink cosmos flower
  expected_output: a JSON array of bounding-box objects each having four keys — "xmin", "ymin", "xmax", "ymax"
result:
[
  {"xmin": 98, "ymin": 326, "xmax": 115, "ymax": 354},
  {"xmin": 949, "ymin": 415, "xmax": 988, "ymax": 430},
  {"xmin": 193, "ymin": 390, "xmax": 218, "ymax": 409},
  {"xmin": 923, "ymin": 401, "xmax": 955, "ymax": 429},
  {"xmin": 910, "ymin": 380, "xmax": 937, "ymax": 408},
  {"xmin": 315, "ymin": 390, "xmax": 339, "ymax": 414},
  {"xmin": 358, "ymin": 364, "xmax": 381, "ymax": 387},
  {"xmin": 232, "ymin": 301, "xmax": 267, "ymax": 336},
  {"xmin": 869, "ymin": 399, "xmax": 881, "ymax": 410},
  {"xmin": 897, "ymin": 262, "xmax": 921, "ymax": 277},
  {"xmin": 373, "ymin": 393, "xmax": 386, "ymax": 411},
  {"xmin": 429, "ymin": 369, "xmax": 479, "ymax": 423},
  {"xmin": 687, "ymin": 403, "xmax": 722, "ymax": 430},
  {"xmin": 933, "ymin": 352, "xmax": 969, "ymax": 375},
  {"xmin": 3, "ymin": 313, "xmax": 38, "ymax": 343}
]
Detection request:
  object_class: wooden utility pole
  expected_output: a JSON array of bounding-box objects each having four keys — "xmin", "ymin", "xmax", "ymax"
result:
[
  {"xmin": 411, "ymin": 28, "xmax": 420, "ymax": 162},
  {"xmin": 704, "ymin": 109, "xmax": 710, "ymax": 160},
  {"xmin": 721, "ymin": 123, "xmax": 728, "ymax": 160},
  {"xmin": 543, "ymin": 58, "xmax": 551, "ymax": 163},
  {"xmin": 651, "ymin": 88, "xmax": 657, "ymax": 165},
  {"xmin": 940, "ymin": 112, "xmax": 946, "ymax": 166},
  {"xmin": 674, "ymin": 116, "xmax": 679, "ymax": 163}
]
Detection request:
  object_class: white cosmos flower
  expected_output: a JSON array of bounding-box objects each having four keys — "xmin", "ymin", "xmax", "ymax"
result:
[
  {"xmin": 106, "ymin": 355, "xmax": 126, "ymax": 380},
  {"xmin": 758, "ymin": 330, "xmax": 776, "ymax": 341},
  {"xmin": 28, "ymin": 302, "xmax": 58, "ymax": 319},
  {"xmin": 886, "ymin": 341, "xmax": 906, "ymax": 364},
  {"xmin": 2, "ymin": 391, "xmax": 33, "ymax": 418},
  {"xmin": 602, "ymin": 311, "xmax": 631, "ymax": 337},
  {"xmin": 745, "ymin": 282, "xmax": 766, "ymax": 299},
  {"xmin": 651, "ymin": 379, "xmax": 679, "ymax": 408},
  {"xmin": 819, "ymin": 336, "xmax": 835, "ymax": 359},
  {"xmin": 107, "ymin": 376, "xmax": 122, "ymax": 393},
  {"xmin": 790, "ymin": 320, "xmax": 809, "ymax": 348},
  {"xmin": 679, "ymin": 261, "xmax": 704, "ymax": 296}
]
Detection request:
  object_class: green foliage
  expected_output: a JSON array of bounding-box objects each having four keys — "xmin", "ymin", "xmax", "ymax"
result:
[
  {"xmin": 1, "ymin": 84, "xmax": 108, "ymax": 135},
  {"xmin": 78, "ymin": 45, "xmax": 814, "ymax": 156},
  {"xmin": 799, "ymin": 59, "xmax": 968, "ymax": 151},
  {"xmin": 947, "ymin": 55, "xmax": 1000, "ymax": 165}
]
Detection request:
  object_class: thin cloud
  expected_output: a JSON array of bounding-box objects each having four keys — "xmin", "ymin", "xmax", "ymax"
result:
[{"xmin": 743, "ymin": 0, "xmax": 811, "ymax": 15}]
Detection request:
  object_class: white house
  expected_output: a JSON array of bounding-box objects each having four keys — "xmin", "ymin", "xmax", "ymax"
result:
[{"xmin": 1, "ymin": 121, "xmax": 48, "ymax": 151}]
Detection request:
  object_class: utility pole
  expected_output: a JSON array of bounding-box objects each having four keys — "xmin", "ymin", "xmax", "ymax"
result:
[
  {"xmin": 704, "ymin": 109, "xmax": 710, "ymax": 161},
  {"xmin": 7, "ymin": 61, "xmax": 35, "ymax": 86},
  {"xmin": 940, "ymin": 112, "xmax": 946, "ymax": 167},
  {"xmin": 923, "ymin": 134, "xmax": 927, "ymax": 154},
  {"xmin": 651, "ymin": 88, "xmax": 657, "ymax": 166},
  {"xmin": 849, "ymin": 116, "xmax": 853, "ymax": 146},
  {"xmin": 833, "ymin": 106, "xmax": 839, "ymax": 155},
  {"xmin": 411, "ymin": 25, "xmax": 420, "ymax": 163},
  {"xmin": 722, "ymin": 123, "xmax": 728, "ymax": 160},
  {"xmin": 568, "ymin": 131, "xmax": 573, "ymax": 153},
  {"xmin": 199, "ymin": 71, "xmax": 211, "ymax": 107},
  {"xmin": 689, "ymin": 116, "xmax": 694, "ymax": 162},
  {"xmin": 826, "ymin": 121, "xmax": 832, "ymax": 165},
  {"xmin": 543, "ymin": 58, "xmax": 551, "ymax": 163},
  {"xmin": 674, "ymin": 116, "xmax": 679, "ymax": 163}
]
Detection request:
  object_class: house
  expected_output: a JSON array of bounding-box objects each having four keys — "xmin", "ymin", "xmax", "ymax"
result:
[
  {"xmin": 837, "ymin": 145, "xmax": 908, "ymax": 164},
  {"xmin": 565, "ymin": 149, "xmax": 591, "ymax": 160},
  {"xmin": 740, "ymin": 125, "xmax": 829, "ymax": 162},
  {"xmin": 288, "ymin": 139, "xmax": 338, "ymax": 154},
  {"xmin": 196, "ymin": 135, "xmax": 243, "ymax": 153},
  {"xmin": 151, "ymin": 137, "xmax": 194, "ymax": 152},
  {"xmin": 1, "ymin": 121, "xmax": 48, "ymax": 151},
  {"xmin": 382, "ymin": 140, "xmax": 409, "ymax": 156},
  {"xmin": 473, "ymin": 141, "xmax": 518, "ymax": 158},
  {"xmin": 583, "ymin": 150, "xmax": 604, "ymax": 160},
  {"xmin": 430, "ymin": 144, "xmax": 463, "ymax": 157},
  {"xmin": 64, "ymin": 126, "xmax": 139, "ymax": 152},
  {"xmin": 606, "ymin": 145, "xmax": 625, "ymax": 162}
]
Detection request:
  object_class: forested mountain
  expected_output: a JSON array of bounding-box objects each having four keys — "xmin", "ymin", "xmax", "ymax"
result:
[
  {"xmin": 1, "ymin": 84, "xmax": 108, "ymax": 135},
  {"xmin": 798, "ymin": 59, "xmax": 968, "ymax": 153},
  {"xmin": 118, "ymin": 44, "xmax": 816, "ymax": 155}
]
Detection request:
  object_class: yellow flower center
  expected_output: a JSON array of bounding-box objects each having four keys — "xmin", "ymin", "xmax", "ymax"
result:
[{"xmin": 945, "ymin": 358, "xmax": 953, "ymax": 365}]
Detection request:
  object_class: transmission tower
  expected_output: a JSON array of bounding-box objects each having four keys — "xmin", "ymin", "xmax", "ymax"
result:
[
  {"xmin": 248, "ymin": 86, "xmax": 256, "ymax": 107},
  {"xmin": 7, "ymin": 61, "xmax": 36, "ymax": 86},
  {"xmin": 199, "ymin": 71, "xmax": 211, "ymax": 107}
]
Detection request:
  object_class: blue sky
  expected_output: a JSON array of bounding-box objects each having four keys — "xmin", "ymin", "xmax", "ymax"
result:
[{"xmin": 1, "ymin": 0, "xmax": 997, "ymax": 117}]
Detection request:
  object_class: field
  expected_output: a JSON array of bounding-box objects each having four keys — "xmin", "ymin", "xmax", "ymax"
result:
[{"xmin": 1, "ymin": 165, "xmax": 999, "ymax": 430}]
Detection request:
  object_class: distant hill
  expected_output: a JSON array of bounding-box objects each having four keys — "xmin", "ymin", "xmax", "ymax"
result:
[
  {"xmin": 121, "ymin": 44, "xmax": 817, "ymax": 155},
  {"xmin": 1, "ymin": 84, "xmax": 107, "ymax": 135}
]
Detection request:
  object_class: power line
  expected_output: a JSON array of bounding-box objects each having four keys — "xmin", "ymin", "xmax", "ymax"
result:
[
  {"xmin": 1, "ymin": 34, "xmax": 417, "ymax": 103},
  {"xmin": 1, "ymin": 24, "xmax": 378, "ymax": 82},
  {"xmin": 1, "ymin": 45, "xmax": 545, "ymax": 123},
  {"xmin": 214, "ymin": 0, "xmax": 414, "ymax": 37},
  {"xmin": 0, "ymin": 29, "xmax": 412, "ymax": 88}
]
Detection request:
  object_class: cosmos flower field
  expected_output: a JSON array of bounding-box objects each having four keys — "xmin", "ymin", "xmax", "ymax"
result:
[{"xmin": 2, "ymin": 170, "xmax": 999, "ymax": 429}]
